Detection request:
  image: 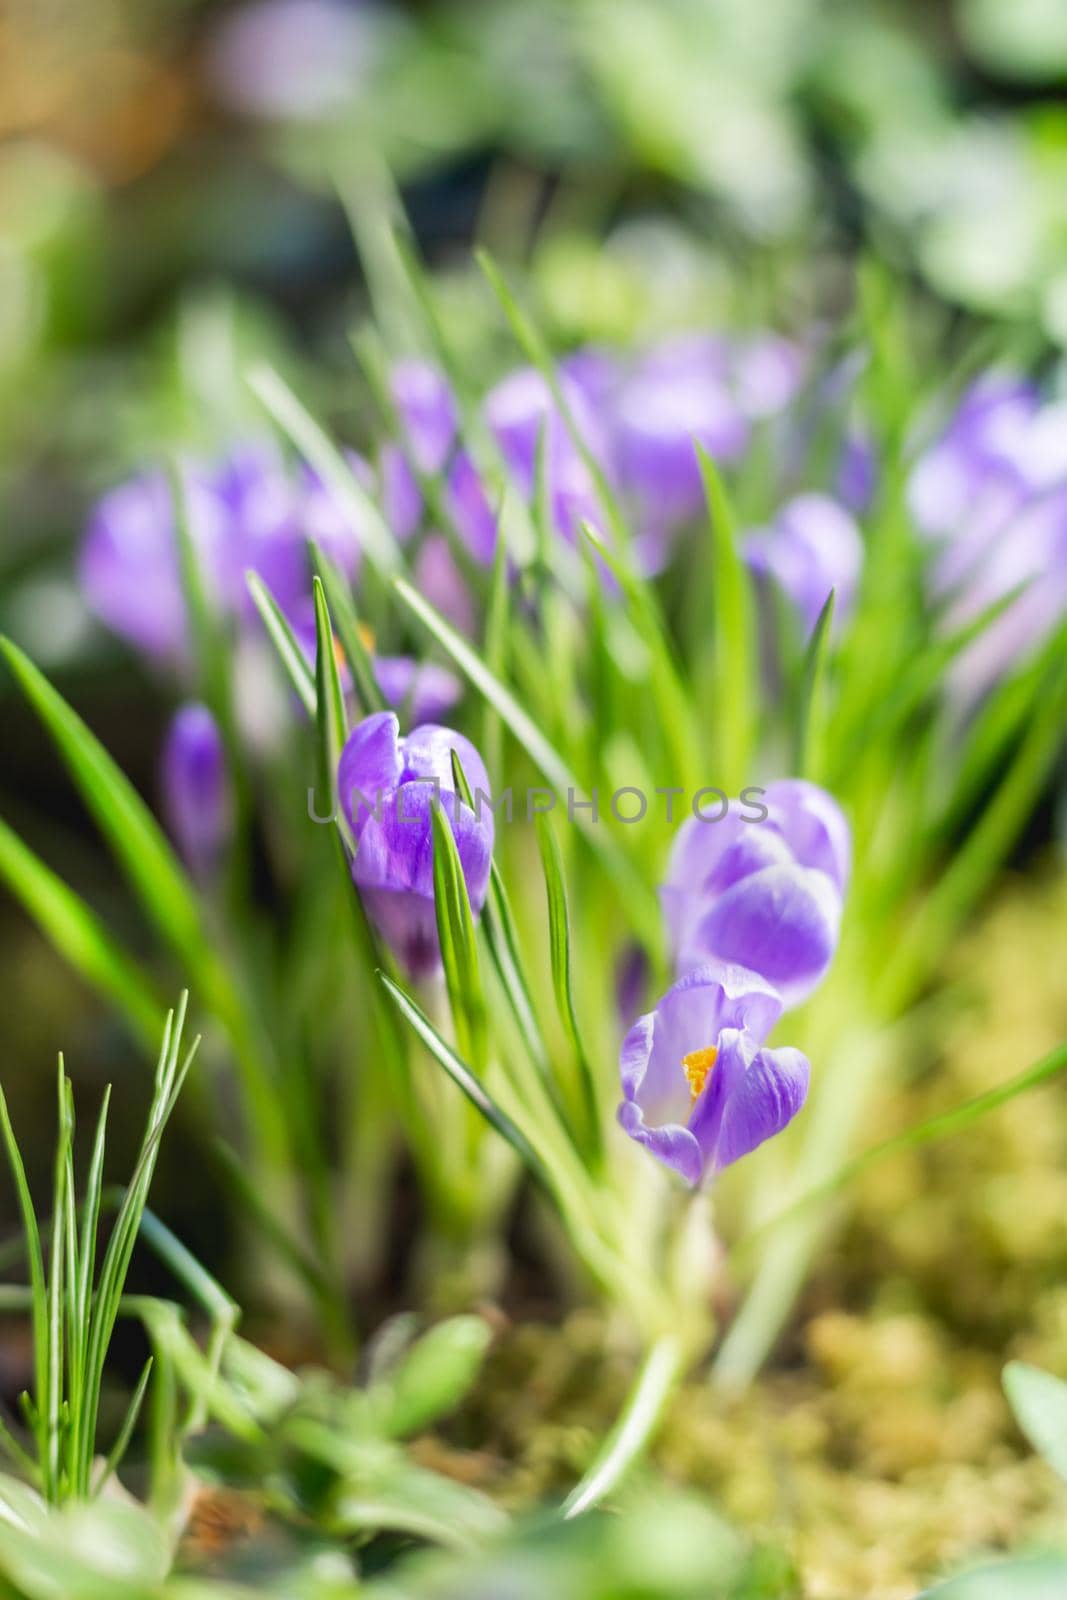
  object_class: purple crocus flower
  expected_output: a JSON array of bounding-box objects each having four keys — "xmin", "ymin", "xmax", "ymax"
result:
[
  {"xmin": 745, "ymin": 492, "xmax": 864, "ymax": 635},
  {"xmin": 160, "ymin": 703, "xmax": 232, "ymax": 880},
  {"xmin": 485, "ymin": 366, "xmax": 611, "ymax": 544},
  {"xmin": 79, "ymin": 470, "xmax": 224, "ymax": 664},
  {"xmin": 208, "ymin": 0, "xmax": 380, "ymax": 122},
  {"xmin": 618, "ymin": 961, "xmax": 810, "ymax": 1186},
  {"xmin": 612, "ymin": 336, "xmax": 749, "ymax": 535},
  {"xmin": 80, "ymin": 445, "xmax": 364, "ymax": 662},
  {"xmin": 290, "ymin": 605, "xmax": 462, "ymax": 724},
  {"xmin": 337, "ymin": 713, "xmax": 493, "ymax": 977},
  {"xmin": 908, "ymin": 373, "xmax": 1039, "ymax": 552},
  {"xmin": 661, "ymin": 780, "xmax": 850, "ymax": 1009}
]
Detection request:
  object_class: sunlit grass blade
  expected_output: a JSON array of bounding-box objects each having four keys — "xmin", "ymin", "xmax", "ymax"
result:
[
  {"xmin": 0, "ymin": 1085, "xmax": 50, "ymax": 1490},
  {"xmin": 379, "ymin": 972, "xmax": 550, "ymax": 1187},
  {"xmin": 431, "ymin": 802, "xmax": 489, "ymax": 1076},
  {"xmin": 309, "ymin": 540, "xmax": 385, "ymax": 715},
  {"xmin": 697, "ymin": 449, "xmax": 757, "ymax": 791},
  {"xmin": 0, "ymin": 819, "xmax": 162, "ymax": 1045},
  {"xmin": 735, "ymin": 1037, "xmax": 1067, "ymax": 1260},
  {"xmin": 93, "ymin": 1356, "xmax": 153, "ymax": 1498},
  {"xmin": 450, "ymin": 752, "xmax": 554, "ymax": 1096},
  {"xmin": 793, "ymin": 589, "xmax": 836, "ymax": 780},
  {"xmin": 391, "ymin": 577, "xmax": 662, "ymax": 942},
  {"xmin": 879, "ymin": 658, "xmax": 1067, "ymax": 1013},
  {"xmin": 246, "ymin": 572, "xmax": 316, "ymax": 716},
  {"xmin": 46, "ymin": 1064, "xmax": 71, "ymax": 1494},
  {"xmin": 562, "ymin": 1334, "xmax": 684, "ymax": 1518},
  {"xmin": 248, "ymin": 361, "xmax": 402, "ymax": 578},
  {"xmin": 476, "ymin": 247, "xmax": 627, "ymax": 546},
  {"xmin": 312, "ymin": 576, "xmax": 349, "ymax": 835},
  {"xmin": 213, "ymin": 1141, "xmax": 345, "ymax": 1336},
  {"xmin": 579, "ymin": 519, "xmax": 701, "ymax": 795},
  {"xmin": 483, "ymin": 529, "xmax": 510, "ymax": 785},
  {"xmin": 0, "ymin": 639, "xmax": 209, "ymax": 980},
  {"xmin": 535, "ymin": 813, "xmax": 601, "ymax": 1162}
]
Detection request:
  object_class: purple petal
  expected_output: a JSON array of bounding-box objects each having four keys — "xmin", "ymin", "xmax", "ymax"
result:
[
  {"xmin": 616, "ymin": 1099, "xmax": 704, "ymax": 1187},
  {"xmin": 337, "ymin": 711, "xmax": 403, "ymax": 839},
  {"xmin": 414, "ymin": 535, "xmax": 477, "ymax": 635},
  {"xmin": 160, "ymin": 703, "xmax": 232, "ymax": 879},
  {"xmin": 688, "ymin": 864, "xmax": 842, "ymax": 1009},
  {"xmin": 713, "ymin": 1045, "xmax": 810, "ymax": 1171}
]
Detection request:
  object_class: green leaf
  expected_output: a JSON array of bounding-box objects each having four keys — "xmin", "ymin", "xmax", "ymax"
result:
[
  {"xmin": 697, "ymin": 449, "xmax": 757, "ymax": 791},
  {"xmin": 0, "ymin": 639, "xmax": 209, "ymax": 981},
  {"xmin": 93, "ymin": 1356, "xmax": 153, "ymax": 1498},
  {"xmin": 248, "ymin": 362, "xmax": 402, "ymax": 578},
  {"xmin": 383, "ymin": 1316, "xmax": 492, "ymax": 1438},
  {"xmin": 535, "ymin": 813, "xmax": 601, "ymax": 1161},
  {"xmin": 0, "ymin": 818, "xmax": 162, "ymax": 1045},
  {"xmin": 793, "ymin": 589, "xmax": 836, "ymax": 780},
  {"xmin": 309, "ymin": 541, "xmax": 385, "ymax": 715},
  {"xmin": 0, "ymin": 1084, "xmax": 50, "ymax": 1486},
  {"xmin": 378, "ymin": 972, "xmax": 550, "ymax": 1187},
  {"xmin": 246, "ymin": 572, "xmax": 316, "ymax": 716},
  {"xmin": 476, "ymin": 248, "xmax": 626, "ymax": 547},
  {"xmin": 1004, "ymin": 1362, "xmax": 1067, "ymax": 1484},
  {"xmin": 430, "ymin": 800, "xmax": 489, "ymax": 1076},
  {"xmin": 312, "ymin": 576, "xmax": 349, "ymax": 831}
]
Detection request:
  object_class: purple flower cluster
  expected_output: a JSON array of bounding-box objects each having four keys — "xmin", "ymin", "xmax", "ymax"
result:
[
  {"xmin": 619, "ymin": 780, "xmax": 850, "ymax": 1186},
  {"xmin": 908, "ymin": 373, "xmax": 1067, "ymax": 703}
]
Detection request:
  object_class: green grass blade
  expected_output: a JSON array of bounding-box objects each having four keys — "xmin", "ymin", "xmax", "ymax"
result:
[
  {"xmin": 248, "ymin": 362, "xmax": 402, "ymax": 577},
  {"xmin": 0, "ymin": 819, "xmax": 162, "ymax": 1045},
  {"xmin": 246, "ymin": 572, "xmax": 316, "ymax": 716},
  {"xmin": 379, "ymin": 972, "xmax": 551, "ymax": 1187},
  {"xmin": 535, "ymin": 814, "xmax": 601, "ymax": 1162},
  {"xmin": 476, "ymin": 248, "xmax": 627, "ymax": 547},
  {"xmin": 0, "ymin": 1085, "xmax": 50, "ymax": 1489},
  {"xmin": 309, "ymin": 540, "xmax": 385, "ymax": 715},
  {"xmin": 793, "ymin": 589, "xmax": 836, "ymax": 780},
  {"xmin": 93, "ymin": 1356, "xmax": 153, "ymax": 1498},
  {"xmin": 312, "ymin": 576, "xmax": 349, "ymax": 831},
  {"xmin": 431, "ymin": 801, "xmax": 489, "ymax": 1076},
  {"xmin": 482, "ymin": 530, "xmax": 510, "ymax": 785},
  {"xmin": 46, "ymin": 1062, "xmax": 71, "ymax": 1497},
  {"xmin": 0, "ymin": 639, "xmax": 209, "ymax": 980},
  {"xmin": 736, "ymin": 1037, "xmax": 1067, "ymax": 1259},
  {"xmin": 697, "ymin": 449, "xmax": 757, "ymax": 791},
  {"xmin": 392, "ymin": 577, "xmax": 662, "ymax": 942}
]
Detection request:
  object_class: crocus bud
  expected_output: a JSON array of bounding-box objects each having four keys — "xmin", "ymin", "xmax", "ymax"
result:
[
  {"xmin": 618, "ymin": 961, "xmax": 809, "ymax": 1186},
  {"xmin": 745, "ymin": 492, "xmax": 863, "ymax": 636},
  {"xmin": 161, "ymin": 704, "xmax": 233, "ymax": 880},
  {"xmin": 337, "ymin": 713, "xmax": 493, "ymax": 978},
  {"xmin": 661, "ymin": 780, "xmax": 850, "ymax": 1010}
]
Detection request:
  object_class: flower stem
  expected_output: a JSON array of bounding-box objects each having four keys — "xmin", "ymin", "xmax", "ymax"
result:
[{"xmin": 561, "ymin": 1333, "xmax": 685, "ymax": 1519}]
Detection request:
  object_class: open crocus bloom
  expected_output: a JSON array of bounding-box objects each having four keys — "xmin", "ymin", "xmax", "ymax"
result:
[
  {"xmin": 661, "ymin": 780, "xmax": 850, "ymax": 1009},
  {"xmin": 618, "ymin": 962, "xmax": 810, "ymax": 1186},
  {"xmin": 337, "ymin": 713, "xmax": 493, "ymax": 977}
]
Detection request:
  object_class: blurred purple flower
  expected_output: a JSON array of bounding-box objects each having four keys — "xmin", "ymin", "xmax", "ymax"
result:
[
  {"xmin": 337, "ymin": 713, "xmax": 493, "ymax": 976},
  {"xmin": 618, "ymin": 961, "xmax": 809, "ymax": 1186},
  {"xmin": 485, "ymin": 366, "xmax": 611, "ymax": 544},
  {"xmin": 908, "ymin": 374, "xmax": 1039, "ymax": 554},
  {"xmin": 80, "ymin": 445, "xmax": 363, "ymax": 664},
  {"xmin": 612, "ymin": 336, "xmax": 749, "ymax": 536},
  {"xmin": 745, "ymin": 492, "xmax": 863, "ymax": 635},
  {"xmin": 291, "ymin": 605, "xmax": 462, "ymax": 724},
  {"xmin": 662, "ymin": 780, "xmax": 849, "ymax": 1009},
  {"xmin": 208, "ymin": 0, "xmax": 381, "ymax": 122},
  {"xmin": 160, "ymin": 703, "xmax": 232, "ymax": 880}
]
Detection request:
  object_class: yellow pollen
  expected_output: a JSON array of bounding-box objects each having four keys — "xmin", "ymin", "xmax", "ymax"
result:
[{"xmin": 682, "ymin": 1045, "xmax": 718, "ymax": 1105}]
